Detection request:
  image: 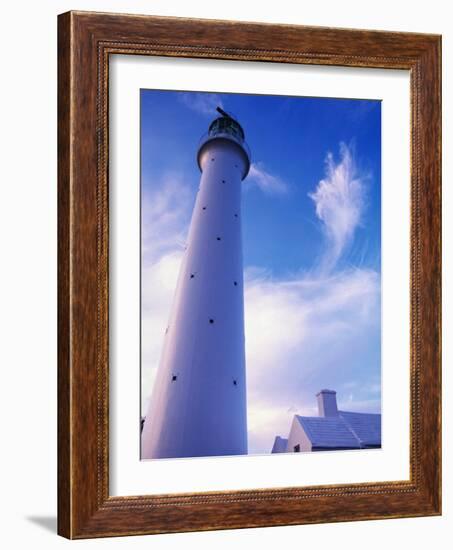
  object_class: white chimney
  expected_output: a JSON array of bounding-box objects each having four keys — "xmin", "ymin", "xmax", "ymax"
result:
[{"xmin": 317, "ymin": 389, "xmax": 339, "ymax": 417}]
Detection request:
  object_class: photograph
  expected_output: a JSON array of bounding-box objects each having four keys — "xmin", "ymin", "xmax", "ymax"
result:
[
  {"xmin": 140, "ymin": 89, "xmax": 382, "ymax": 460},
  {"xmin": 51, "ymin": 8, "xmax": 441, "ymax": 540}
]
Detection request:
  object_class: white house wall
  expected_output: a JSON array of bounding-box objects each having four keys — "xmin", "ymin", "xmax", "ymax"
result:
[{"xmin": 286, "ymin": 416, "xmax": 313, "ymax": 453}]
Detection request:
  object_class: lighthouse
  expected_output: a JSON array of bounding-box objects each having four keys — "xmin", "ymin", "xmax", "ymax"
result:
[{"xmin": 142, "ymin": 108, "xmax": 251, "ymax": 459}]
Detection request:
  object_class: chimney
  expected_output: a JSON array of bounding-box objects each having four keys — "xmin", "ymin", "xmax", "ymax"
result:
[{"xmin": 316, "ymin": 389, "xmax": 338, "ymax": 417}]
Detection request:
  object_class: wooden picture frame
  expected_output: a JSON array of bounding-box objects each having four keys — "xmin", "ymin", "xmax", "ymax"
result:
[{"xmin": 57, "ymin": 10, "xmax": 441, "ymax": 539}]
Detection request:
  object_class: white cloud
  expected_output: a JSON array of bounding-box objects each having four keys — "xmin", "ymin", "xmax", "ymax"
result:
[
  {"xmin": 309, "ymin": 143, "xmax": 366, "ymax": 271},
  {"xmin": 178, "ymin": 92, "xmax": 223, "ymax": 116},
  {"xmin": 141, "ymin": 250, "xmax": 183, "ymax": 415},
  {"xmin": 141, "ymin": 173, "xmax": 191, "ymax": 412},
  {"xmin": 244, "ymin": 267, "xmax": 380, "ymax": 453},
  {"xmin": 247, "ymin": 162, "xmax": 289, "ymax": 195},
  {"xmin": 142, "ymin": 173, "xmax": 192, "ymax": 264}
]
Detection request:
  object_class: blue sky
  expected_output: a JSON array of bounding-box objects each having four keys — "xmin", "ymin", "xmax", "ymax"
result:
[{"xmin": 141, "ymin": 89, "xmax": 381, "ymax": 454}]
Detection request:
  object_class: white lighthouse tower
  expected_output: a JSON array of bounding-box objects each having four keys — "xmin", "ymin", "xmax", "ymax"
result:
[{"xmin": 142, "ymin": 108, "xmax": 251, "ymax": 459}]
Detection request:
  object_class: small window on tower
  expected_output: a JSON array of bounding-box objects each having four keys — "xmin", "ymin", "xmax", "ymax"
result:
[
  {"xmin": 202, "ymin": 206, "xmax": 207, "ymax": 210},
  {"xmin": 190, "ymin": 274, "xmax": 195, "ymax": 279},
  {"xmin": 209, "ymin": 319, "xmax": 214, "ymax": 324},
  {"xmin": 233, "ymin": 380, "xmax": 237, "ymax": 386},
  {"xmin": 222, "ymin": 179, "xmax": 226, "ymax": 184},
  {"xmin": 216, "ymin": 237, "xmax": 221, "ymax": 241},
  {"xmin": 172, "ymin": 375, "xmax": 177, "ymax": 382},
  {"xmin": 294, "ymin": 444, "xmax": 301, "ymax": 452},
  {"xmin": 234, "ymin": 281, "xmax": 238, "ymax": 286}
]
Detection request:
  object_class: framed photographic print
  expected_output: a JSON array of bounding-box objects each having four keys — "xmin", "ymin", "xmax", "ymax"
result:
[{"xmin": 58, "ymin": 11, "xmax": 441, "ymax": 539}]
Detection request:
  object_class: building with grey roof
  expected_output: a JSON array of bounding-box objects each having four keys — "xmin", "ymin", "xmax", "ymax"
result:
[
  {"xmin": 271, "ymin": 389, "xmax": 381, "ymax": 453},
  {"xmin": 271, "ymin": 436, "xmax": 288, "ymax": 453}
]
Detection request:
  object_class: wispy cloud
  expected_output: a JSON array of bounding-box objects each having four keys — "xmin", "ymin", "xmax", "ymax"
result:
[
  {"xmin": 309, "ymin": 143, "xmax": 366, "ymax": 271},
  {"xmin": 141, "ymin": 250, "xmax": 184, "ymax": 415},
  {"xmin": 247, "ymin": 162, "xmax": 289, "ymax": 195},
  {"xmin": 141, "ymin": 173, "xmax": 192, "ymax": 414},
  {"xmin": 178, "ymin": 92, "xmax": 223, "ymax": 116},
  {"xmin": 142, "ymin": 172, "xmax": 193, "ymax": 265}
]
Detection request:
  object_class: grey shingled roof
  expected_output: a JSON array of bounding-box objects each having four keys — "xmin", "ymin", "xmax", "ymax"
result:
[
  {"xmin": 296, "ymin": 410, "xmax": 381, "ymax": 449},
  {"xmin": 338, "ymin": 411, "xmax": 381, "ymax": 447},
  {"xmin": 296, "ymin": 416, "xmax": 361, "ymax": 449}
]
